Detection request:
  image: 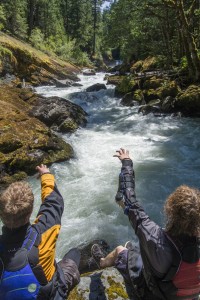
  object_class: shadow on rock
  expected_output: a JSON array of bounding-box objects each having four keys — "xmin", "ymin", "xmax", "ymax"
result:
[{"xmin": 89, "ymin": 272, "xmax": 107, "ymax": 300}]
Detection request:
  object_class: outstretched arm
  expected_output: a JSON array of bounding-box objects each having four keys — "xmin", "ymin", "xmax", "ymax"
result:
[
  {"xmin": 114, "ymin": 149, "xmax": 171, "ymax": 276},
  {"xmin": 114, "ymin": 148, "xmax": 136, "ymax": 214}
]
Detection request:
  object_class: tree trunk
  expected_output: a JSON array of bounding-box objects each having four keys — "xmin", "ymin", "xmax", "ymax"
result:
[
  {"xmin": 28, "ymin": 0, "xmax": 36, "ymax": 36},
  {"xmin": 176, "ymin": 0, "xmax": 200, "ymax": 81},
  {"xmin": 93, "ymin": 0, "xmax": 97, "ymax": 56}
]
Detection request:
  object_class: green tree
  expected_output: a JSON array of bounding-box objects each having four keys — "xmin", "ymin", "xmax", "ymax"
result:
[{"xmin": 1, "ymin": 0, "xmax": 28, "ymax": 38}]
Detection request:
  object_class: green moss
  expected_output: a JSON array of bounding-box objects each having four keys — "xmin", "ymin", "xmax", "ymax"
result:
[
  {"xmin": 115, "ymin": 75, "xmax": 137, "ymax": 95},
  {"xmin": 143, "ymin": 77, "xmax": 163, "ymax": 89},
  {"xmin": 0, "ymin": 45, "xmax": 13, "ymax": 59},
  {"xmin": 130, "ymin": 60, "xmax": 143, "ymax": 72},
  {"xmin": 68, "ymin": 287, "xmax": 85, "ymax": 300},
  {"xmin": 1, "ymin": 172, "xmax": 27, "ymax": 185},
  {"xmin": 106, "ymin": 276, "xmax": 128, "ymax": 300},
  {"xmin": 44, "ymin": 139, "xmax": 73, "ymax": 164},
  {"xmin": 159, "ymin": 80, "xmax": 180, "ymax": 98},
  {"xmin": 175, "ymin": 85, "xmax": 200, "ymax": 115},
  {"xmin": 142, "ymin": 56, "xmax": 157, "ymax": 71},
  {"xmin": 59, "ymin": 119, "xmax": 78, "ymax": 133},
  {"xmin": 133, "ymin": 89, "xmax": 143, "ymax": 102},
  {"xmin": 107, "ymin": 75, "xmax": 124, "ymax": 86}
]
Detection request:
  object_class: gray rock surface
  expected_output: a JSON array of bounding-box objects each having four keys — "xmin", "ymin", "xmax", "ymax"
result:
[
  {"xmin": 29, "ymin": 96, "xmax": 88, "ymax": 133},
  {"xmin": 68, "ymin": 267, "xmax": 129, "ymax": 300}
]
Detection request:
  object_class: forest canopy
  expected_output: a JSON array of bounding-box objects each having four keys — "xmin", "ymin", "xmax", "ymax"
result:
[{"xmin": 0, "ymin": 0, "xmax": 200, "ymax": 80}]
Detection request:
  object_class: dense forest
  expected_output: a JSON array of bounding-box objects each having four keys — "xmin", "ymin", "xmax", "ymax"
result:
[{"xmin": 0, "ymin": 0, "xmax": 200, "ymax": 80}]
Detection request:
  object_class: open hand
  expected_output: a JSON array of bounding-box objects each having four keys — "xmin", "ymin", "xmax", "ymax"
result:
[
  {"xmin": 113, "ymin": 148, "xmax": 131, "ymax": 161},
  {"xmin": 36, "ymin": 164, "xmax": 50, "ymax": 176}
]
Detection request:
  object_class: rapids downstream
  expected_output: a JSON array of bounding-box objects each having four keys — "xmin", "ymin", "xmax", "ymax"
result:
[{"xmin": 29, "ymin": 72, "xmax": 200, "ymax": 260}]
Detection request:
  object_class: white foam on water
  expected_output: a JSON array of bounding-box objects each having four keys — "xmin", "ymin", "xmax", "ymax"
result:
[{"xmin": 28, "ymin": 73, "xmax": 200, "ymax": 259}]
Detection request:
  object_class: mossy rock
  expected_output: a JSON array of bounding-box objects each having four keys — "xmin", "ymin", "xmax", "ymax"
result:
[
  {"xmin": 0, "ymin": 171, "xmax": 27, "ymax": 185},
  {"xmin": 158, "ymin": 80, "xmax": 180, "ymax": 99},
  {"xmin": 143, "ymin": 76, "xmax": 163, "ymax": 89},
  {"xmin": 130, "ymin": 60, "xmax": 143, "ymax": 73},
  {"xmin": 130, "ymin": 56, "xmax": 167, "ymax": 73},
  {"xmin": 115, "ymin": 76, "xmax": 137, "ymax": 96},
  {"xmin": 43, "ymin": 139, "xmax": 73, "ymax": 165},
  {"xmin": 107, "ymin": 75, "xmax": 125, "ymax": 86},
  {"xmin": 174, "ymin": 85, "xmax": 200, "ymax": 116},
  {"xmin": 142, "ymin": 56, "xmax": 158, "ymax": 72},
  {"xmin": 143, "ymin": 81, "xmax": 180, "ymax": 103},
  {"xmin": 133, "ymin": 89, "xmax": 144, "ymax": 102},
  {"xmin": 106, "ymin": 276, "xmax": 128, "ymax": 300},
  {"xmin": 0, "ymin": 85, "xmax": 74, "ymax": 184},
  {"xmin": 143, "ymin": 89, "xmax": 160, "ymax": 102},
  {"xmin": 138, "ymin": 99, "xmax": 161, "ymax": 115},
  {"xmin": 59, "ymin": 119, "xmax": 79, "ymax": 133},
  {"xmin": 68, "ymin": 267, "xmax": 128, "ymax": 300}
]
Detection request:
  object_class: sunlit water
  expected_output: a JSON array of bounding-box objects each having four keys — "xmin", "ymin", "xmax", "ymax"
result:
[{"xmin": 28, "ymin": 73, "xmax": 200, "ymax": 259}]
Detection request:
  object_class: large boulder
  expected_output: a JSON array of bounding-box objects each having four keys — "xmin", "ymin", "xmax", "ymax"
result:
[
  {"xmin": 86, "ymin": 83, "xmax": 107, "ymax": 92},
  {"xmin": 29, "ymin": 96, "xmax": 87, "ymax": 133}
]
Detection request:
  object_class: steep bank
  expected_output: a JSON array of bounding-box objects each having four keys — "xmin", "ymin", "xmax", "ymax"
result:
[{"xmin": 0, "ymin": 33, "xmax": 80, "ymax": 86}]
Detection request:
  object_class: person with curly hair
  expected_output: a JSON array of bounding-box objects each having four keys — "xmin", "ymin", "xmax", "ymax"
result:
[{"xmin": 91, "ymin": 149, "xmax": 200, "ymax": 300}]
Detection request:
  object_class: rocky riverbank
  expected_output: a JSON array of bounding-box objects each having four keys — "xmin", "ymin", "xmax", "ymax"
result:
[
  {"xmin": 107, "ymin": 56, "xmax": 200, "ymax": 117},
  {"xmin": 0, "ymin": 33, "xmax": 89, "ymax": 188},
  {"xmin": 0, "ymin": 85, "xmax": 87, "ymax": 187}
]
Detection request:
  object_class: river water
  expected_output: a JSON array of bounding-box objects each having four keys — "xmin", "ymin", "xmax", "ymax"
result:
[{"xmin": 29, "ymin": 72, "xmax": 200, "ymax": 259}]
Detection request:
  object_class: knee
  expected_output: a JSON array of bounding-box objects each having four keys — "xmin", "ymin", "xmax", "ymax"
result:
[{"xmin": 115, "ymin": 245, "xmax": 126, "ymax": 255}]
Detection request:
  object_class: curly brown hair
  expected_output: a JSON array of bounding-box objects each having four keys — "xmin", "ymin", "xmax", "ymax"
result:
[
  {"xmin": 0, "ymin": 181, "xmax": 34, "ymax": 229},
  {"xmin": 164, "ymin": 185, "xmax": 200, "ymax": 236}
]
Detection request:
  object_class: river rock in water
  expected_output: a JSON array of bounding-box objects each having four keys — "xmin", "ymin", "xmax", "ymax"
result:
[
  {"xmin": 86, "ymin": 83, "xmax": 107, "ymax": 92},
  {"xmin": 83, "ymin": 69, "xmax": 96, "ymax": 76},
  {"xmin": 29, "ymin": 96, "xmax": 88, "ymax": 133}
]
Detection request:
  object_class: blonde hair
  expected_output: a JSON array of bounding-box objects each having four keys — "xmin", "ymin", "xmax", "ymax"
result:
[
  {"xmin": 0, "ymin": 181, "xmax": 34, "ymax": 229},
  {"xmin": 164, "ymin": 185, "xmax": 200, "ymax": 236}
]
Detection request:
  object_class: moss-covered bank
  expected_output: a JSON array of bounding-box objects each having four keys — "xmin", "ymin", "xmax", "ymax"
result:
[
  {"xmin": 0, "ymin": 32, "xmax": 80, "ymax": 86},
  {"xmin": 0, "ymin": 85, "xmax": 75, "ymax": 185}
]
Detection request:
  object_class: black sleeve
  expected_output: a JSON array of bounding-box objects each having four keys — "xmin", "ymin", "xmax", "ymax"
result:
[{"xmin": 117, "ymin": 159, "xmax": 173, "ymax": 276}]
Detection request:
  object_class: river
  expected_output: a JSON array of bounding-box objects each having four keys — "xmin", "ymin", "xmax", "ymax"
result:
[{"xmin": 29, "ymin": 72, "xmax": 200, "ymax": 260}]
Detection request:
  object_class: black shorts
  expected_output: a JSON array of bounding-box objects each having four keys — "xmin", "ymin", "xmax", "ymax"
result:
[{"xmin": 114, "ymin": 249, "xmax": 156, "ymax": 300}]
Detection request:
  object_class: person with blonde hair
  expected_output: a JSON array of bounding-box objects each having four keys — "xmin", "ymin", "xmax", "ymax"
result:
[
  {"xmin": 91, "ymin": 149, "xmax": 200, "ymax": 300},
  {"xmin": 0, "ymin": 164, "xmax": 80, "ymax": 300}
]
